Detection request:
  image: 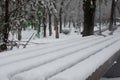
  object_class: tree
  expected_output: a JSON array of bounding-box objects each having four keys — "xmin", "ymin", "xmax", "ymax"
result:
[
  {"xmin": 0, "ymin": 0, "xmax": 35, "ymax": 51},
  {"xmin": 1, "ymin": 0, "xmax": 10, "ymax": 51},
  {"xmin": 59, "ymin": 0, "xmax": 64, "ymax": 33},
  {"xmin": 109, "ymin": 0, "xmax": 118, "ymax": 31},
  {"xmin": 48, "ymin": 10, "xmax": 52, "ymax": 36},
  {"xmin": 47, "ymin": 1, "xmax": 53, "ymax": 36},
  {"xmin": 43, "ymin": 6, "xmax": 47, "ymax": 37},
  {"xmin": 82, "ymin": 0, "xmax": 97, "ymax": 36},
  {"xmin": 76, "ymin": 0, "xmax": 82, "ymax": 34},
  {"xmin": 52, "ymin": 0, "xmax": 59, "ymax": 38}
]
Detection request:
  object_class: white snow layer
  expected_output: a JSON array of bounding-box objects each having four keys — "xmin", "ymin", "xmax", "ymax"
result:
[
  {"xmin": 0, "ymin": 36, "xmax": 102, "ymax": 80},
  {"xmin": 11, "ymin": 36, "xmax": 120, "ymax": 80},
  {"xmin": 48, "ymin": 39, "xmax": 120, "ymax": 80},
  {"xmin": 0, "ymin": 35, "xmax": 120, "ymax": 80},
  {"xmin": 0, "ymin": 36, "xmax": 94, "ymax": 58},
  {"xmin": 0, "ymin": 36, "xmax": 99, "ymax": 66}
]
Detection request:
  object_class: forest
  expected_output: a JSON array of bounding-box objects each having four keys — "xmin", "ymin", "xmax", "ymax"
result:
[{"xmin": 0, "ymin": 0, "xmax": 120, "ymax": 51}]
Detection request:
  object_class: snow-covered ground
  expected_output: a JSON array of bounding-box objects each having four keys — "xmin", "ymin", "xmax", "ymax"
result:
[{"xmin": 0, "ymin": 27, "xmax": 120, "ymax": 80}]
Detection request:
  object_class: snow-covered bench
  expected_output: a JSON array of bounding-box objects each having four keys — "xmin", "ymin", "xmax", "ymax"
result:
[
  {"xmin": 0, "ymin": 36, "xmax": 120, "ymax": 80},
  {"xmin": 0, "ymin": 36, "xmax": 98, "ymax": 66}
]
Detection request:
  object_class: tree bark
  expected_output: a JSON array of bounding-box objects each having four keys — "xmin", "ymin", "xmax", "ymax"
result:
[
  {"xmin": 43, "ymin": 7, "xmax": 47, "ymax": 37},
  {"xmin": 53, "ymin": 0, "xmax": 59, "ymax": 38},
  {"xmin": 1, "ymin": 0, "xmax": 10, "ymax": 50},
  {"xmin": 98, "ymin": 0, "xmax": 102, "ymax": 35},
  {"xmin": 83, "ymin": 0, "xmax": 96, "ymax": 37},
  {"xmin": 49, "ymin": 13, "xmax": 52, "ymax": 36},
  {"xmin": 59, "ymin": 0, "xmax": 64, "ymax": 33},
  {"xmin": 54, "ymin": 17, "xmax": 59, "ymax": 38},
  {"xmin": 109, "ymin": 0, "xmax": 117, "ymax": 31},
  {"xmin": 59, "ymin": 9, "xmax": 62, "ymax": 33},
  {"xmin": 63, "ymin": 14, "xmax": 67, "ymax": 28}
]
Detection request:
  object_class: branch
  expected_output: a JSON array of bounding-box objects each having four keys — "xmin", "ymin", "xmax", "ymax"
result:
[{"xmin": 0, "ymin": 0, "xmax": 31, "ymax": 18}]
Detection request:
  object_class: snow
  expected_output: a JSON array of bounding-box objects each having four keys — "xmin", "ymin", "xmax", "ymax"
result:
[
  {"xmin": 48, "ymin": 39, "xmax": 120, "ymax": 80},
  {"xmin": 10, "ymin": 36, "xmax": 120, "ymax": 80},
  {"xmin": 0, "ymin": 36, "xmax": 103, "ymax": 80},
  {"xmin": 0, "ymin": 27, "xmax": 120, "ymax": 80},
  {"xmin": 0, "ymin": 36, "xmax": 99, "ymax": 66},
  {"xmin": 0, "ymin": 35, "xmax": 83, "ymax": 58}
]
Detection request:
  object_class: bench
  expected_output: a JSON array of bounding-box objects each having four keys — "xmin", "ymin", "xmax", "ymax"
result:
[{"xmin": 0, "ymin": 36, "xmax": 120, "ymax": 80}]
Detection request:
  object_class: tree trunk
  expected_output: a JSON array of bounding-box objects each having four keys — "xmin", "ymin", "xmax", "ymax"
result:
[
  {"xmin": 18, "ymin": 27, "xmax": 22, "ymax": 41},
  {"xmin": 18, "ymin": 0, "xmax": 22, "ymax": 41},
  {"xmin": 43, "ymin": 7, "xmax": 47, "ymax": 37},
  {"xmin": 68, "ymin": 19, "xmax": 71, "ymax": 28},
  {"xmin": 98, "ymin": 0, "xmax": 102, "ymax": 35},
  {"xmin": 54, "ymin": 17, "xmax": 59, "ymax": 39},
  {"xmin": 83, "ymin": 0, "xmax": 96, "ymax": 37},
  {"xmin": 1, "ymin": 0, "xmax": 10, "ymax": 51},
  {"xmin": 59, "ymin": 1, "xmax": 64, "ymax": 33},
  {"xmin": 64, "ymin": 14, "xmax": 67, "ymax": 28},
  {"xmin": 59, "ymin": 9, "xmax": 62, "ymax": 33},
  {"xmin": 109, "ymin": 0, "xmax": 117, "ymax": 31},
  {"xmin": 49, "ymin": 13, "xmax": 52, "ymax": 36}
]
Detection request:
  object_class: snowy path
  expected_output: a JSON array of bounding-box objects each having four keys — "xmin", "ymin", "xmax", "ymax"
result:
[{"xmin": 0, "ymin": 35, "xmax": 120, "ymax": 80}]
